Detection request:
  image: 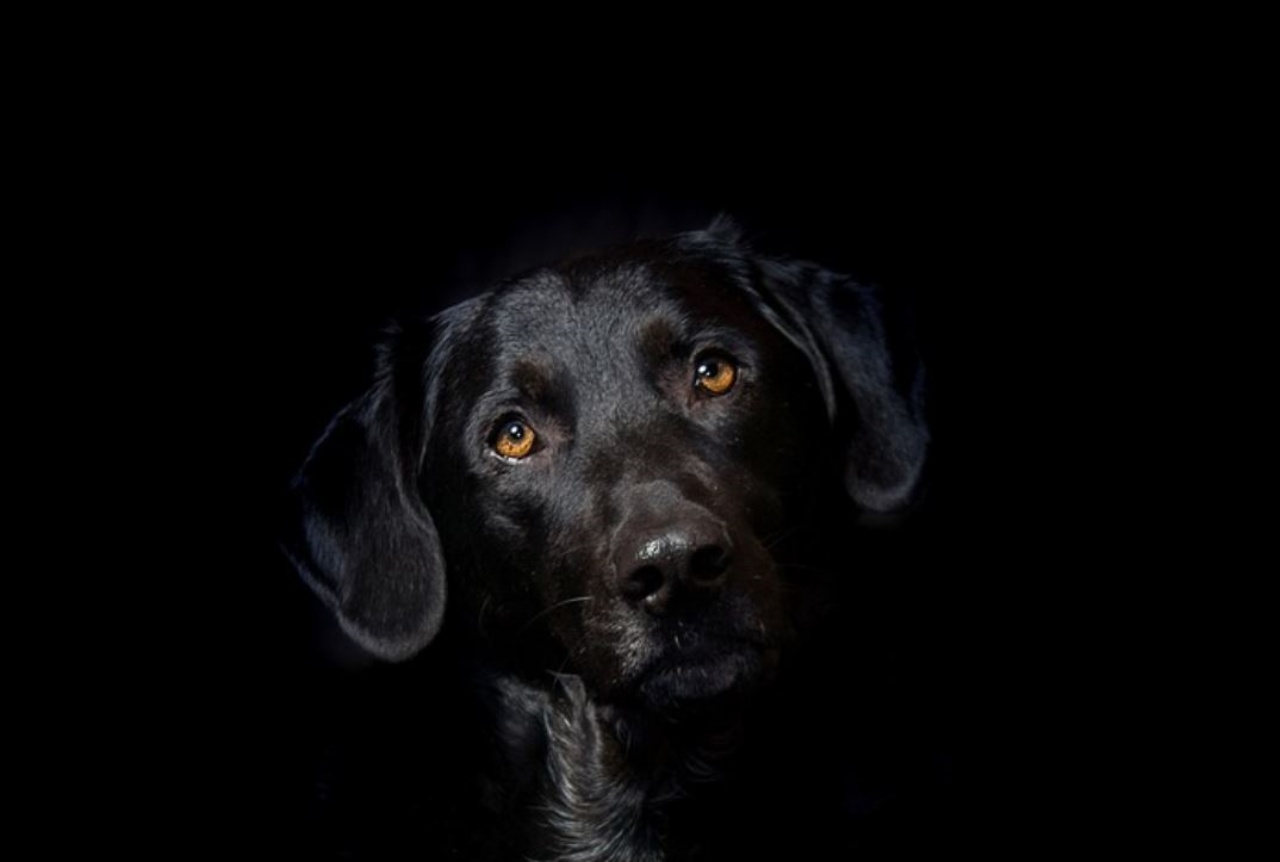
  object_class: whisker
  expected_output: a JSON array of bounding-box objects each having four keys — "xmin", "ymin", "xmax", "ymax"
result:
[
  {"xmin": 762, "ymin": 523, "xmax": 812, "ymax": 551},
  {"xmin": 517, "ymin": 595, "xmax": 594, "ymax": 635},
  {"xmin": 553, "ymin": 630, "xmax": 593, "ymax": 676},
  {"xmin": 543, "ymin": 538, "xmax": 607, "ymax": 562}
]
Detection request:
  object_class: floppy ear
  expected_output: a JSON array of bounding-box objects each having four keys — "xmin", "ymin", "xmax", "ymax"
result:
[
  {"xmin": 280, "ymin": 325, "xmax": 445, "ymax": 661},
  {"xmin": 755, "ymin": 258, "xmax": 929, "ymax": 514}
]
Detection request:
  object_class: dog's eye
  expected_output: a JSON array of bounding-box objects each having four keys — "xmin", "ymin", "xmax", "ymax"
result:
[
  {"xmin": 492, "ymin": 419, "xmax": 537, "ymax": 460},
  {"xmin": 694, "ymin": 354, "xmax": 738, "ymax": 396}
]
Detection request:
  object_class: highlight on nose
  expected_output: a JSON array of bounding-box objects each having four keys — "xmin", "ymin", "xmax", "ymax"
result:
[{"xmin": 616, "ymin": 526, "xmax": 732, "ymax": 613}]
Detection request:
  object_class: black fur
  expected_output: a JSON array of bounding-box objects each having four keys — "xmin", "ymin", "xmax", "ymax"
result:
[{"xmin": 283, "ymin": 218, "xmax": 929, "ymax": 859}]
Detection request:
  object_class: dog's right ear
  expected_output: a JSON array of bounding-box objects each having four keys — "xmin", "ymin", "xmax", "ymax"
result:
[{"xmin": 280, "ymin": 319, "xmax": 447, "ymax": 662}]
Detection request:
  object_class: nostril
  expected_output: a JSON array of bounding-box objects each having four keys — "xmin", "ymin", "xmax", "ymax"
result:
[
  {"xmin": 689, "ymin": 545, "xmax": 730, "ymax": 585},
  {"xmin": 623, "ymin": 564, "xmax": 666, "ymax": 602},
  {"xmin": 615, "ymin": 526, "xmax": 732, "ymax": 610}
]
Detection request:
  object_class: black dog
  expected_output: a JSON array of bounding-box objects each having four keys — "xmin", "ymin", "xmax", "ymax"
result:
[{"xmin": 283, "ymin": 218, "xmax": 929, "ymax": 860}]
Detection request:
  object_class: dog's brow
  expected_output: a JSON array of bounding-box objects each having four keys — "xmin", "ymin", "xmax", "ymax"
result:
[
  {"xmin": 510, "ymin": 359, "xmax": 552, "ymax": 401},
  {"xmin": 637, "ymin": 319, "xmax": 681, "ymax": 364}
]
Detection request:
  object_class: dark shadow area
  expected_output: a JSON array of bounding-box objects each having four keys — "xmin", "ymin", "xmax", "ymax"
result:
[{"xmin": 168, "ymin": 90, "xmax": 1082, "ymax": 857}]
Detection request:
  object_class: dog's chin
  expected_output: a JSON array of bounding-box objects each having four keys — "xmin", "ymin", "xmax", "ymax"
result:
[{"xmin": 634, "ymin": 639, "xmax": 778, "ymax": 714}]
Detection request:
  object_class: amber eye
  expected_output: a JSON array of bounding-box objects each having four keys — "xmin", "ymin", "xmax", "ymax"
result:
[
  {"xmin": 492, "ymin": 419, "xmax": 537, "ymax": 459},
  {"xmin": 694, "ymin": 354, "xmax": 737, "ymax": 395}
]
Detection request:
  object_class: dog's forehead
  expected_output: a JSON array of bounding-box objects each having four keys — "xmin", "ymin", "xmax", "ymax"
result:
[{"xmin": 484, "ymin": 260, "xmax": 745, "ymax": 364}]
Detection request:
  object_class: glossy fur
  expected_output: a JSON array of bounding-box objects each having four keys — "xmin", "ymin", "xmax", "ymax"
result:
[{"xmin": 283, "ymin": 219, "xmax": 928, "ymax": 859}]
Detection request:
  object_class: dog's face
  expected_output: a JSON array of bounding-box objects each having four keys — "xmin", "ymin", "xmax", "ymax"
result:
[
  {"xmin": 424, "ymin": 247, "xmax": 828, "ymax": 710},
  {"xmin": 285, "ymin": 220, "xmax": 927, "ymax": 715}
]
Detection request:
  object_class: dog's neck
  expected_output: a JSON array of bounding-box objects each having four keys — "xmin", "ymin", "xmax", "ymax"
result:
[{"xmin": 482, "ymin": 671, "xmax": 744, "ymax": 862}]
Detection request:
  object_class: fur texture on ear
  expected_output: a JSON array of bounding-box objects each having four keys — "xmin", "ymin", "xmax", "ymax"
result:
[
  {"xmin": 281, "ymin": 322, "xmax": 447, "ymax": 661},
  {"xmin": 679, "ymin": 218, "xmax": 928, "ymax": 512},
  {"xmin": 756, "ymin": 257, "xmax": 928, "ymax": 513}
]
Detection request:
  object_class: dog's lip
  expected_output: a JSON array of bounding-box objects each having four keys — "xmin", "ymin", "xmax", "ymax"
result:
[
  {"xmin": 653, "ymin": 628, "xmax": 772, "ymax": 664},
  {"xmin": 633, "ymin": 633, "xmax": 777, "ymax": 701}
]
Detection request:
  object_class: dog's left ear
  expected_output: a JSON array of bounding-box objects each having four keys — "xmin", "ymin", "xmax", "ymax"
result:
[{"xmin": 753, "ymin": 256, "xmax": 929, "ymax": 514}]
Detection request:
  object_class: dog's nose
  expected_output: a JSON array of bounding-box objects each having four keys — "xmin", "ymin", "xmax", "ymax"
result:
[{"xmin": 616, "ymin": 526, "xmax": 732, "ymax": 613}]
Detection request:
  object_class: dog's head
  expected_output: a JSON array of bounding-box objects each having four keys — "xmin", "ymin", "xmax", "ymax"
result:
[{"xmin": 283, "ymin": 219, "xmax": 927, "ymax": 714}]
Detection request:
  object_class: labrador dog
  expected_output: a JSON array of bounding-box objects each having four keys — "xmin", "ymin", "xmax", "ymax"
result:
[{"xmin": 282, "ymin": 217, "xmax": 929, "ymax": 860}]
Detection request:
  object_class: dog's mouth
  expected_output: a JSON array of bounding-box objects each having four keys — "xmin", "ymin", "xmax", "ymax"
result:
[{"xmin": 635, "ymin": 632, "xmax": 779, "ymax": 706}]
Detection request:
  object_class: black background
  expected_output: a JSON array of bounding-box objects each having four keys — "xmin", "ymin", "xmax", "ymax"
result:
[{"xmin": 139, "ymin": 68, "xmax": 1118, "ymax": 856}]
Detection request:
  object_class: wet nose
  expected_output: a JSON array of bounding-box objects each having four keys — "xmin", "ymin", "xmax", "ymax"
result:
[{"xmin": 615, "ymin": 522, "xmax": 732, "ymax": 614}]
